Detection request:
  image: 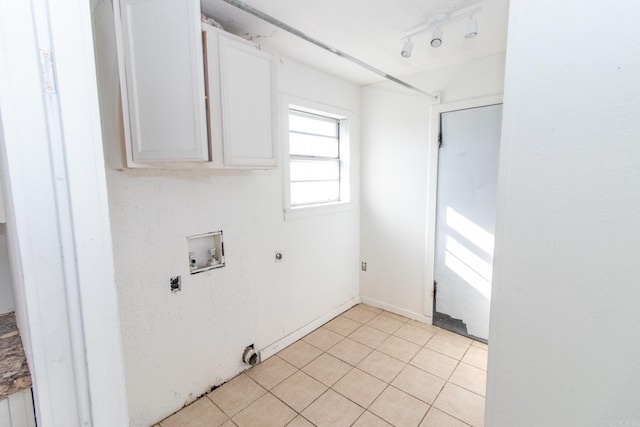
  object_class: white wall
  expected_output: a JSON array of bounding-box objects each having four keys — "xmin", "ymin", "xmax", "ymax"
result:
[
  {"xmin": 360, "ymin": 54, "xmax": 505, "ymax": 320},
  {"xmin": 259, "ymin": 60, "xmax": 361, "ymax": 350},
  {"xmin": 0, "ymin": 226, "xmax": 15, "ymax": 314},
  {"xmin": 486, "ymin": 1, "xmax": 640, "ymax": 426},
  {"xmin": 92, "ymin": 4, "xmax": 360, "ymax": 426}
]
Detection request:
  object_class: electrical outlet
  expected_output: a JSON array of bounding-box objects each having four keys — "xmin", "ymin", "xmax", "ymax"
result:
[
  {"xmin": 170, "ymin": 275, "xmax": 181, "ymax": 293},
  {"xmin": 361, "ymin": 262, "xmax": 367, "ymax": 272}
]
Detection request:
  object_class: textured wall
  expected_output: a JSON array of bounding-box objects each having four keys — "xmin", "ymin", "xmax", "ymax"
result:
[{"xmin": 92, "ymin": 3, "xmax": 360, "ymax": 425}]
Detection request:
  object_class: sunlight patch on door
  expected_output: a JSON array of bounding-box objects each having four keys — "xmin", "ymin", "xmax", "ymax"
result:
[
  {"xmin": 444, "ymin": 251, "xmax": 492, "ymax": 300},
  {"xmin": 446, "ymin": 207, "xmax": 494, "ymax": 256},
  {"xmin": 445, "ymin": 235, "xmax": 493, "ymax": 282},
  {"xmin": 443, "ymin": 208, "xmax": 494, "ymax": 300}
]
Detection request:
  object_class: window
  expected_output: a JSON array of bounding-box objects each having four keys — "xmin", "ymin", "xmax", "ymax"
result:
[{"xmin": 286, "ymin": 106, "xmax": 350, "ymax": 209}]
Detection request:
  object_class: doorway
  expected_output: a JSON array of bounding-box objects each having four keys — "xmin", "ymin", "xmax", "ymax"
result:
[{"xmin": 432, "ymin": 104, "xmax": 502, "ymax": 342}]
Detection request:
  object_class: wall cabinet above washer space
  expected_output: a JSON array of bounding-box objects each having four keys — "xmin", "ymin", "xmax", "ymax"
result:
[
  {"xmin": 204, "ymin": 24, "xmax": 277, "ymax": 169},
  {"xmin": 113, "ymin": 1, "xmax": 277, "ymax": 169},
  {"xmin": 115, "ymin": 0, "xmax": 209, "ymax": 165}
]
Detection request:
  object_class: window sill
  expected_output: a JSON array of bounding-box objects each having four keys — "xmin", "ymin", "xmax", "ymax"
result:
[{"xmin": 284, "ymin": 201, "xmax": 352, "ymax": 220}]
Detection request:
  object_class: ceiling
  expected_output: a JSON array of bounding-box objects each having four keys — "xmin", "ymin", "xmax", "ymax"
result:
[{"xmin": 201, "ymin": 0, "xmax": 510, "ymax": 86}]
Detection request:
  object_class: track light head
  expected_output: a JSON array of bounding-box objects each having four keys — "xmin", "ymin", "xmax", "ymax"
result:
[
  {"xmin": 431, "ymin": 29, "xmax": 443, "ymax": 48},
  {"xmin": 400, "ymin": 7, "xmax": 480, "ymax": 56},
  {"xmin": 465, "ymin": 17, "xmax": 478, "ymax": 38},
  {"xmin": 401, "ymin": 38, "xmax": 413, "ymax": 58}
]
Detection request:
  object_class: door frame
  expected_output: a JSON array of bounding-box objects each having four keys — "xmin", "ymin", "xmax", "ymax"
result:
[
  {"xmin": 0, "ymin": 0, "xmax": 129, "ymax": 425},
  {"xmin": 423, "ymin": 95, "xmax": 503, "ymax": 320}
]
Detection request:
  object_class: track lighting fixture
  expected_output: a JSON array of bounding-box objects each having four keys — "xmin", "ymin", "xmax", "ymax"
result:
[
  {"xmin": 465, "ymin": 17, "xmax": 478, "ymax": 38},
  {"xmin": 401, "ymin": 38, "xmax": 413, "ymax": 58},
  {"xmin": 400, "ymin": 4, "xmax": 482, "ymax": 56},
  {"xmin": 430, "ymin": 29, "xmax": 443, "ymax": 48}
]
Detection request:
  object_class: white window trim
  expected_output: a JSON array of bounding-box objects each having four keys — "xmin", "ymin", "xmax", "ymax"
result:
[{"xmin": 281, "ymin": 95, "xmax": 352, "ymax": 220}]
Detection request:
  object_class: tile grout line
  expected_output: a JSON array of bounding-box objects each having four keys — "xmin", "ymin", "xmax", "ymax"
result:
[
  {"xmin": 282, "ymin": 311, "xmax": 482, "ymax": 423},
  {"xmin": 305, "ymin": 345, "xmax": 374, "ymax": 417},
  {"xmin": 444, "ymin": 344, "xmax": 487, "ymax": 398},
  {"xmin": 272, "ymin": 318, "xmax": 395, "ymax": 426},
  {"xmin": 265, "ymin": 328, "xmax": 371, "ymax": 426},
  {"xmin": 301, "ymin": 307, "xmax": 483, "ymax": 424},
  {"xmin": 425, "ymin": 340, "xmax": 484, "ymax": 426},
  {"xmin": 422, "ymin": 404, "xmax": 473, "ymax": 427},
  {"xmin": 219, "ymin": 374, "xmax": 270, "ymax": 420},
  {"xmin": 163, "ymin": 304, "xmax": 485, "ymax": 427},
  {"xmin": 266, "ymin": 387, "xmax": 316, "ymax": 426}
]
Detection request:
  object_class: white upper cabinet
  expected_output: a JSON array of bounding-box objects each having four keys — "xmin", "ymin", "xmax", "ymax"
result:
[
  {"xmin": 115, "ymin": 0, "xmax": 209, "ymax": 164},
  {"xmin": 206, "ymin": 28, "xmax": 276, "ymax": 168}
]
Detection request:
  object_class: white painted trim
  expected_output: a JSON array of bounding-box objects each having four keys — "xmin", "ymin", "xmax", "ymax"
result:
[
  {"xmin": 360, "ymin": 296, "xmax": 433, "ymax": 324},
  {"xmin": 1, "ymin": 389, "xmax": 36, "ymax": 427},
  {"xmin": 259, "ymin": 296, "xmax": 360, "ymax": 360},
  {"xmin": 423, "ymin": 94, "xmax": 504, "ymax": 318},
  {"xmin": 0, "ymin": 176, "xmax": 5, "ymax": 224},
  {"xmin": 284, "ymin": 201, "xmax": 353, "ymax": 220},
  {"xmin": 0, "ymin": 395, "xmax": 7, "ymax": 426},
  {"xmin": 49, "ymin": 0, "xmax": 130, "ymax": 425},
  {"xmin": 0, "ymin": 1, "xmax": 83, "ymax": 423},
  {"xmin": 0, "ymin": 0, "xmax": 129, "ymax": 426}
]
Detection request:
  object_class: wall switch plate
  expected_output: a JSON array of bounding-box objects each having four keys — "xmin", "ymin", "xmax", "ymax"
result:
[
  {"xmin": 361, "ymin": 262, "xmax": 367, "ymax": 271},
  {"xmin": 170, "ymin": 275, "xmax": 181, "ymax": 293}
]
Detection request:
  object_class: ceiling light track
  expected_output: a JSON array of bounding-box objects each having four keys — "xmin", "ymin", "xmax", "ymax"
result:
[
  {"xmin": 401, "ymin": 4, "xmax": 482, "ymax": 41},
  {"xmin": 221, "ymin": 0, "xmax": 438, "ymax": 100},
  {"xmin": 399, "ymin": 4, "xmax": 481, "ymax": 55}
]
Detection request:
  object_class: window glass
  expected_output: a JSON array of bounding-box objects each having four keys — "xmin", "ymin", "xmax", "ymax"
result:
[
  {"xmin": 289, "ymin": 112, "xmax": 338, "ymax": 137},
  {"xmin": 286, "ymin": 107, "xmax": 349, "ymax": 208},
  {"xmin": 288, "ymin": 107, "xmax": 347, "ymax": 208},
  {"xmin": 290, "ymin": 181, "xmax": 340, "ymax": 206},
  {"xmin": 290, "ymin": 159, "xmax": 340, "ymax": 182},
  {"xmin": 289, "ymin": 133, "xmax": 339, "ymax": 158}
]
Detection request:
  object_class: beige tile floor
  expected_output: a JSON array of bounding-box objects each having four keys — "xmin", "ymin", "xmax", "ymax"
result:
[{"xmin": 154, "ymin": 304, "xmax": 488, "ymax": 427}]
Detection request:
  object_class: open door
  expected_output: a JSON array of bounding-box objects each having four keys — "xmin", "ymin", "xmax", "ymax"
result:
[{"xmin": 433, "ymin": 104, "xmax": 502, "ymax": 342}]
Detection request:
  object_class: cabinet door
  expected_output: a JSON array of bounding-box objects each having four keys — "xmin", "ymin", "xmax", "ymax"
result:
[
  {"xmin": 117, "ymin": 0, "xmax": 208, "ymax": 163},
  {"xmin": 218, "ymin": 34, "xmax": 276, "ymax": 167}
]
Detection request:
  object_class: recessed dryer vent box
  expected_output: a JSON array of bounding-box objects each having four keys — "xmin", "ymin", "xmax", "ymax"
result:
[{"xmin": 187, "ymin": 230, "xmax": 225, "ymax": 274}]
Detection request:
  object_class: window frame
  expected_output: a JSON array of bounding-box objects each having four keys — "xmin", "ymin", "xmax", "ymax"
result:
[
  {"xmin": 282, "ymin": 96, "xmax": 352, "ymax": 219},
  {"xmin": 289, "ymin": 109, "xmax": 341, "ymax": 207}
]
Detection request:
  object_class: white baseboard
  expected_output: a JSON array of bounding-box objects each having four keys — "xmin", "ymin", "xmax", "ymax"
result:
[
  {"xmin": 259, "ymin": 296, "xmax": 360, "ymax": 361},
  {"xmin": 360, "ymin": 296, "xmax": 433, "ymax": 325}
]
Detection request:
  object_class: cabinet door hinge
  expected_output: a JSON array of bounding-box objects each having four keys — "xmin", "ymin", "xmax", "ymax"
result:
[
  {"xmin": 40, "ymin": 50, "xmax": 56, "ymax": 94},
  {"xmin": 432, "ymin": 280, "xmax": 437, "ymax": 298},
  {"xmin": 438, "ymin": 132, "xmax": 443, "ymax": 148}
]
